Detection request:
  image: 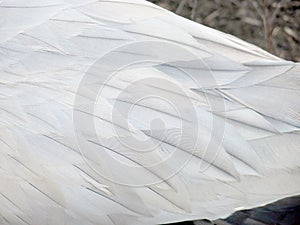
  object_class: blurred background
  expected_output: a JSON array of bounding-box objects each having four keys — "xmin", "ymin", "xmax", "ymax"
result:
[{"xmin": 148, "ymin": 0, "xmax": 300, "ymax": 62}]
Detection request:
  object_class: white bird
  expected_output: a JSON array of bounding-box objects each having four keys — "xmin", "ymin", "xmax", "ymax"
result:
[{"xmin": 0, "ymin": 0, "xmax": 299, "ymax": 225}]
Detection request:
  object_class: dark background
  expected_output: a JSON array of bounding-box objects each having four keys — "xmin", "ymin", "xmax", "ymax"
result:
[{"xmin": 148, "ymin": 0, "xmax": 300, "ymax": 62}]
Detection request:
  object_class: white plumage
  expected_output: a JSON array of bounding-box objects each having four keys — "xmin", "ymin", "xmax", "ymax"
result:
[{"xmin": 0, "ymin": 0, "xmax": 299, "ymax": 225}]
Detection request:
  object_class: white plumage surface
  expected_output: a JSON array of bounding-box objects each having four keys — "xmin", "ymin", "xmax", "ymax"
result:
[{"xmin": 0, "ymin": 0, "xmax": 300, "ymax": 225}]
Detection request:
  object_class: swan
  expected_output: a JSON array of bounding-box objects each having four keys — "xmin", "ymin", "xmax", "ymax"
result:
[{"xmin": 0, "ymin": 0, "xmax": 299, "ymax": 224}]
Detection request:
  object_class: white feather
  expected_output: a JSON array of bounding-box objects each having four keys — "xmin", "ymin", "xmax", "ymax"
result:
[{"xmin": 0, "ymin": 0, "xmax": 299, "ymax": 225}]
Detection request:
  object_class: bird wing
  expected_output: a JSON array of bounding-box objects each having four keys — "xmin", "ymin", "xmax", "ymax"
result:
[{"xmin": 0, "ymin": 1, "xmax": 299, "ymax": 225}]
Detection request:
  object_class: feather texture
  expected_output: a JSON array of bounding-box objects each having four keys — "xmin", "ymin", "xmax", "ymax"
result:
[{"xmin": 0, "ymin": 1, "xmax": 299, "ymax": 225}]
